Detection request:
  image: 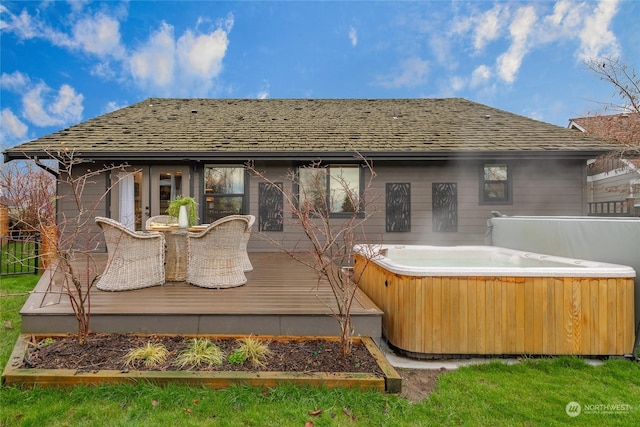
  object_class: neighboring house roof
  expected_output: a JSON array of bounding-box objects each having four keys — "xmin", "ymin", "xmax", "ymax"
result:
[
  {"xmin": 4, "ymin": 98, "xmax": 617, "ymax": 162},
  {"xmin": 569, "ymin": 112, "xmax": 640, "ymax": 146},
  {"xmin": 569, "ymin": 112, "xmax": 640, "ymax": 173}
]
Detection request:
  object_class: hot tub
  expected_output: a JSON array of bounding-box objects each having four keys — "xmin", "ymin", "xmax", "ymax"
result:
[{"xmin": 353, "ymin": 244, "xmax": 636, "ymax": 358}]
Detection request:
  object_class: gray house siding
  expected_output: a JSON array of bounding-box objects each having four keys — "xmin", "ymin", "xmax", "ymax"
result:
[
  {"xmin": 228, "ymin": 158, "xmax": 587, "ymax": 251},
  {"xmin": 56, "ymin": 168, "xmax": 110, "ymax": 251},
  {"xmin": 58, "ymin": 156, "xmax": 588, "ymax": 253},
  {"xmin": 590, "ymin": 170, "xmax": 639, "ymax": 203}
]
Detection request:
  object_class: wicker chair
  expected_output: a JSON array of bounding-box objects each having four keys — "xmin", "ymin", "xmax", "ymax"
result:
[
  {"xmin": 145, "ymin": 215, "xmax": 177, "ymax": 230},
  {"xmin": 95, "ymin": 217, "xmax": 166, "ymax": 291},
  {"xmin": 241, "ymin": 214, "xmax": 255, "ymax": 271},
  {"xmin": 186, "ymin": 216, "xmax": 250, "ymax": 288},
  {"xmin": 221, "ymin": 214, "xmax": 255, "ymax": 271}
]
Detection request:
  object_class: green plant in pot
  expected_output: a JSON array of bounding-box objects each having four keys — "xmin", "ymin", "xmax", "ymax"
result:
[{"xmin": 166, "ymin": 196, "xmax": 199, "ymax": 227}]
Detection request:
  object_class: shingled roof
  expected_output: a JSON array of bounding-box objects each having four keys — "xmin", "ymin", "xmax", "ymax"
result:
[
  {"xmin": 569, "ymin": 112, "xmax": 640, "ymax": 145},
  {"xmin": 4, "ymin": 98, "xmax": 616, "ymax": 162}
]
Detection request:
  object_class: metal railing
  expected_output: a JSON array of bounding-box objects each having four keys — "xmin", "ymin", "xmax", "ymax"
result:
[{"xmin": 0, "ymin": 231, "xmax": 40, "ymax": 276}]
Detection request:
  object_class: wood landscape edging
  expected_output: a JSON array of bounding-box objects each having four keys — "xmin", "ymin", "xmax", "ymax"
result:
[{"xmin": 2, "ymin": 334, "xmax": 401, "ymax": 393}]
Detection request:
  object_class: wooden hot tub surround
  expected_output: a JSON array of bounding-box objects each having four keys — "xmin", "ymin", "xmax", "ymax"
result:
[{"xmin": 354, "ymin": 252, "xmax": 635, "ymax": 358}]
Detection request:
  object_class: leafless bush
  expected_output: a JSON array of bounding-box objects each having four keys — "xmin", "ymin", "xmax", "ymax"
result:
[
  {"xmin": 10, "ymin": 146, "xmax": 133, "ymax": 345},
  {"xmin": 247, "ymin": 154, "xmax": 380, "ymax": 356}
]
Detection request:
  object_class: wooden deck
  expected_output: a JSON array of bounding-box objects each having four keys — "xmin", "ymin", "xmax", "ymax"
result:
[{"xmin": 20, "ymin": 252, "xmax": 382, "ymax": 338}]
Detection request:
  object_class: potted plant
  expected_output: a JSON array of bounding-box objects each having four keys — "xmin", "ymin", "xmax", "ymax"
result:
[{"xmin": 166, "ymin": 196, "xmax": 199, "ymax": 227}]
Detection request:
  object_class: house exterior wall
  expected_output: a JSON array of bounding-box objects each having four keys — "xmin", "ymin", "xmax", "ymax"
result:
[
  {"xmin": 57, "ymin": 168, "xmax": 110, "ymax": 251},
  {"xmin": 61, "ymin": 158, "xmax": 588, "ymax": 253},
  {"xmin": 245, "ymin": 158, "xmax": 587, "ymax": 251},
  {"xmin": 589, "ymin": 169, "xmax": 639, "ymax": 203}
]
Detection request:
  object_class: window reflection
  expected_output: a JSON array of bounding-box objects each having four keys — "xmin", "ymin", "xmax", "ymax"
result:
[
  {"xmin": 159, "ymin": 172, "xmax": 183, "ymax": 212},
  {"xmin": 204, "ymin": 166, "xmax": 245, "ymax": 222},
  {"xmin": 298, "ymin": 164, "xmax": 361, "ymax": 214},
  {"xmin": 481, "ymin": 163, "xmax": 510, "ymax": 203}
]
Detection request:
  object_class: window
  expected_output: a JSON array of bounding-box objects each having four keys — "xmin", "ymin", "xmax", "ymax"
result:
[
  {"xmin": 298, "ymin": 164, "xmax": 362, "ymax": 215},
  {"xmin": 480, "ymin": 163, "xmax": 512, "ymax": 204},
  {"xmin": 204, "ymin": 165, "xmax": 246, "ymax": 222}
]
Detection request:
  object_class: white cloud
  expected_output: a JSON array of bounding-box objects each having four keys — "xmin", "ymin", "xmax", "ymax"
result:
[
  {"xmin": 0, "ymin": 108, "xmax": 28, "ymax": 141},
  {"xmin": 0, "ymin": 71, "xmax": 31, "ymax": 91},
  {"xmin": 2, "ymin": 7, "xmax": 124, "ymax": 59},
  {"xmin": 449, "ymin": 76, "xmax": 465, "ymax": 92},
  {"xmin": 257, "ymin": 80, "xmax": 270, "ymax": 99},
  {"xmin": 177, "ymin": 28, "xmax": 228, "ymax": 77},
  {"xmin": 129, "ymin": 16, "xmax": 232, "ymax": 96},
  {"xmin": 473, "ymin": 4, "xmax": 507, "ymax": 51},
  {"xmin": 450, "ymin": 0, "xmax": 622, "ymax": 90},
  {"xmin": 349, "ymin": 26, "xmax": 357, "ymax": 46},
  {"xmin": 67, "ymin": 0, "xmax": 90, "ymax": 13},
  {"xmin": 50, "ymin": 84, "xmax": 84, "ymax": 121},
  {"xmin": 496, "ymin": 6, "xmax": 537, "ymax": 83},
  {"xmin": 22, "ymin": 82, "xmax": 83, "ymax": 127},
  {"xmin": 429, "ymin": 34, "xmax": 453, "ymax": 68},
  {"xmin": 376, "ymin": 57, "xmax": 430, "ymax": 88},
  {"xmin": 0, "ymin": 5, "xmax": 40, "ymax": 39},
  {"xmin": 538, "ymin": 0, "xmax": 585, "ymax": 42},
  {"xmin": 2, "ymin": 5, "xmax": 233, "ymax": 97},
  {"xmin": 546, "ymin": 0, "xmax": 573, "ymax": 27},
  {"xmin": 72, "ymin": 13, "xmax": 125, "ymax": 58},
  {"xmin": 90, "ymin": 61, "xmax": 117, "ymax": 79},
  {"xmin": 578, "ymin": 0, "xmax": 620, "ymax": 59},
  {"xmin": 129, "ymin": 22, "xmax": 176, "ymax": 88},
  {"xmin": 104, "ymin": 101, "xmax": 127, "ymax": 114},
  {"xmin": 1, "ymin": 71, "xmax": 83, "ymax": 133},
  {"xmin": 470, "ymin": 65, "xmax": 492, "ymax": 88}
]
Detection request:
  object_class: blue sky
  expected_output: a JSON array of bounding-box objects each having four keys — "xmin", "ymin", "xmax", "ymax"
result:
[{"xmin": 1, "ymin": 1, "xmax": 638, "ymax": 152}]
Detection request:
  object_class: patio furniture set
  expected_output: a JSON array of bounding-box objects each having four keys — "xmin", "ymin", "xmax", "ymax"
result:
[{"xmin": 94, "ymin": 215, "xmax": 255, "ymax": 291}]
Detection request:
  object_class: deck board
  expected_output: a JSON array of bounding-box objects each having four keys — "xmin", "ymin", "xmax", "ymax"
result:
[{"xmin": 20, "ymin": 253, "xmax": 382, "ymax": 338}]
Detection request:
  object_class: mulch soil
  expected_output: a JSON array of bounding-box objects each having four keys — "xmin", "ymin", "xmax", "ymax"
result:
[{"xmin": 21, "ymin": 334, "xmax": 384, "ymax": 377}]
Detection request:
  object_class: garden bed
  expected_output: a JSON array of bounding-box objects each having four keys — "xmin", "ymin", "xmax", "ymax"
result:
[{"xmin": 2, "ymin": 334, "xmax": 401, "ymax": 393}]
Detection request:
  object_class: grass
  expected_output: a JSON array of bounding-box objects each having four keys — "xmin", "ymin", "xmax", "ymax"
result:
[
  {"xmin": 0, "ymin": 274, "xmax": 36, "ymax": 370},
  {"xmin": 2, "ymin": 274, "xmax": 640, "ymax": 426}
]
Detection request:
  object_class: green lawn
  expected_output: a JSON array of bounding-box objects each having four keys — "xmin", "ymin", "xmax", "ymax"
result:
[{"xmin": 1, "ymin": 274, "xmax": 639, "ymax": 426}]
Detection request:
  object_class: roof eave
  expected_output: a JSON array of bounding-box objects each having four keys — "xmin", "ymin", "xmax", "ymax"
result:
[{"xmin": 4, "ymin": 149, "xmax": 613, "ymax": 163}]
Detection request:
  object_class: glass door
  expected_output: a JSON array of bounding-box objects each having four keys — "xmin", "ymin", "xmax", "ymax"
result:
[
  {"xmin": 112, "ymin": 168, "xmax": 147, "ymax": 230},
  {"xmin": 150, "ymin": 166, "xmax": 191, "ymax": 218}
]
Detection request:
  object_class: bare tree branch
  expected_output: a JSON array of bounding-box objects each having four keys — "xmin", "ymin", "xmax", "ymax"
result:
[
  {"xmin": 585, "ymin": 56, "xmax": 640, "ymax": 114},
  {"xmin": 5, "ymin": 146, "xmax": 134, "ymax": 345},
  {"xmin": 246, "ymin": 153, "xmax": 381, "ymax": 356}
]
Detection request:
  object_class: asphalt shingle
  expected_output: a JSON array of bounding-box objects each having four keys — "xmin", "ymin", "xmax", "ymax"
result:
[{"xmin": 4, "ymin": 98, "xmax": 617, "ymax": 161}]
